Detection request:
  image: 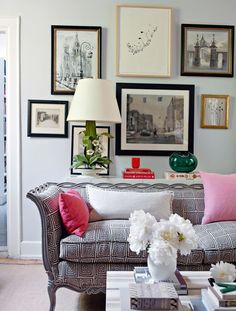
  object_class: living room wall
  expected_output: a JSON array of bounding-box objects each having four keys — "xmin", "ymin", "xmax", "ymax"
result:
[{"xmin": 1, "ymin": 0, "xmax": 236, "ymax": 257}]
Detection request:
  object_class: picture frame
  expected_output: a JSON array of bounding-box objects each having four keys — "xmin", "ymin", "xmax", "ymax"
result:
[
  {"xmin": 181, "ymin": 24, "xmax": 234, "ymax": 77},
  {"xmin": 51, "ymin": 25, "xmax": 102, "ymax": 95},
  {"xmin": 201, "ymin": 94, "xmax": 229, "ymax": 129},
  {"xmin": 27, "ymin": 100, "xmax": 68, "ymax": 137},
  {"xmin": 116, "ymin": 5, "xmax": 172, "ymax": 77},
  {"xmin": 115, "ymin": 83, "xmax": 195, "ymax": 156},
  {"xmin": 71, "ymin": 125, "xmax": 110, "ymax": 175}
]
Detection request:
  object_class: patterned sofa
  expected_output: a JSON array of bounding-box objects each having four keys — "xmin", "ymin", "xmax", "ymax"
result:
[{"xmin": 27, "ymin": 181, "xmax": 236, "ymax": 311}]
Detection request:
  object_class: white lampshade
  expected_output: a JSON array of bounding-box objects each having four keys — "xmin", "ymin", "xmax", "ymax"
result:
[{"xmin": 67, "ymin": 78, "xmax": 121, "ymax": 123}]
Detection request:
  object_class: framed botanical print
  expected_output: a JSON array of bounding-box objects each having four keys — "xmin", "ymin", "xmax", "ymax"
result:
[
  {"xmin": 201, "ymin": 94, "xmax": 229, "ymax": 129},
  {"xmin": 27, "ymin": 100, "xmax": 68, "ymax": 137},
  {"xmin": 71, "ymin": 125, "xmax": 110, "ymax": 175},
  {"xmin": 181, "ymin": 24, "xmax": 234, "ymax": 77},
  {"xmin": 116, "ymin": 5, "xmax": 172, "ymax": 77},
  {"xmin": 115, "ymin": 83, "xmax": 195, "ymax": 156},
  {"xmin": 51, "ymin": 25, "xmax": 101, "ymax": 94}
]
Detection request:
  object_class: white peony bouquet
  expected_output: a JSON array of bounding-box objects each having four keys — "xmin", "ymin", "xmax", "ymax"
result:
[{"xmin": 128, "ymin": 210, "xmax": 198, "ymax": 266}]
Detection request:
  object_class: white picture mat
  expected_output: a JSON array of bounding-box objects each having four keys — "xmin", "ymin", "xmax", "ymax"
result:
[
  {"xmin": 31, "ymin": 103, "xmax": 65, "ymax": 134},
  {"xmin": 117, "ymin": 6, "xmax": 171, "ymax": 77}
]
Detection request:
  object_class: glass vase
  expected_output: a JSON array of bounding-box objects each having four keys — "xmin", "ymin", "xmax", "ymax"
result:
[{"xmin": 169, "ymin": 152, "xmax": 198, "ymax": 173}]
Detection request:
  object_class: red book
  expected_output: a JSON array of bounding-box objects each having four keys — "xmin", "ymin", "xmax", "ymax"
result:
[
  {"xmin": 125, "ymin": 168, "xmax": 152, "ymax": 173},
  {"xmin": 123, "ymin": 172, "xmax": 156, "ymax": 179}
]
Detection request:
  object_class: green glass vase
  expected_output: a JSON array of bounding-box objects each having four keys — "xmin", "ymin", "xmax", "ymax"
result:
[{"xmin": 169, "ymin": 152, "xmax": 198, "ymax": 173}]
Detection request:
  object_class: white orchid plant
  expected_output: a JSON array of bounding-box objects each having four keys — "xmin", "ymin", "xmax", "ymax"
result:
[{"xmin": 128, "ymin": 210, "xmax": 198, "ymax": 266}]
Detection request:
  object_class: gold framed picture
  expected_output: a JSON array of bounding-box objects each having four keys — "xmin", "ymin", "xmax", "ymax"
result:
[{"xmin": 201, "ymin": 94, "xmax": 229, "ymax": 129}]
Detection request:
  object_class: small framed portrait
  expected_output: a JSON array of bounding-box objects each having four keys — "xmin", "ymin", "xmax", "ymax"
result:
[
  {"xmin": 181, "ymin": 24, "xmax": 234, "ymax": 77},
  {"xmin": 27, "ymin": 100, "xmax": 68, "ymax": 137},
  {"xmin": 71, "ymin": 125, "xmax": 110, "ymax": 175},
  {"xmin": 201, "ymin": 94, "xmax": 229, "ymax": 129},
  {"xmin": 115, "ymin": 83, "xmax": 195, "ymax": 156},
  {"xmin": 116, "ymin": 5, "xmax": 172, "ymax": 77},
  {"xmin": 51, "ymin": 25, "xmax": 101, "ymax": 94}
]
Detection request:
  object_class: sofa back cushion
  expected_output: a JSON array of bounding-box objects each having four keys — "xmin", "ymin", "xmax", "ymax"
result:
[{"xmin": 86, "ymin": 185, "xmax": 173, "ymax": 220}]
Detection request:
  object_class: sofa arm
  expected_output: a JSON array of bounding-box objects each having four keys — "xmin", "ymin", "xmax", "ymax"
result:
[{"xmin": 26, "ymin": 184, "xmax": 63, "ymax": 275}]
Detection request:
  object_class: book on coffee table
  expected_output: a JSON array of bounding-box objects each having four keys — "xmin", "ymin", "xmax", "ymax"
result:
[{"xmin": 134, "ymin": 267, "xmax": 188, "ymax": 295}]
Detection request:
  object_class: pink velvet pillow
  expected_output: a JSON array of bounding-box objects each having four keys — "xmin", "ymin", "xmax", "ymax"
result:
[
  {"xmin": 200, "ymin": 171, "xmax": 236, "ymax": 224},
  {"xmin": 59, "ymin": 189, "xmax": 89, "ymax": 236}
]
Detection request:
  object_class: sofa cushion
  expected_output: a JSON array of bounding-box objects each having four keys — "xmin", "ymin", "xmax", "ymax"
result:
[
  {"xmin": 200, "ymin": 171, "xmax": 236, "ymax": 224},
  {"xmin": 194, "ymin": 221, "xmax": 236, "ymax": 264},
  {"xmin": 60, "ymin": 220, "xmax": 147, "ymax": 264},
  {"xmin": 86, "ymin": 185, "xmax": 173, "ymax": 220}
]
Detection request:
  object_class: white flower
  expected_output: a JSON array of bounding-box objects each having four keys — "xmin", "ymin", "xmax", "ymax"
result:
[
  {"xmin": 86, "ymin": 149, "xmax": 94, "ymax": 156},
  {"xmin": 210, "ymin": 261, "xmax": 236, "ymax": 282},
  {"xmin": 128, "ymin": 210, "xmax": 156, "ymax": 254},
  {"xmin": 92, "ymin": 139, "xmax": 100, "ymax": 146},
  {"xmin": 168, "ymin": 214, "xmax": 198, "ymax": 255},
  {"xmin": 151, "ymin": 221, "xmax": 179, "ymax": 247},
  {"xmin": 148, "ymin": 239, "xmax": 177, "ymax": 266}
]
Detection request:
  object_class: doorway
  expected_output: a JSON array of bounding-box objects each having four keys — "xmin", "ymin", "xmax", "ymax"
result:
[{"xmin": 0, "ymin": 32, "xmax": 7, "ymax": 251}]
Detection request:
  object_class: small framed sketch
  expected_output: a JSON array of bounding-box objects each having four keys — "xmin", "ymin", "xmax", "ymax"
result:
[
  {"xmin": 116, "ymin": 83, "xmax": 195, "ymax": 156},
  {"xmin": 51, "ymin": 25, "xmax": 102, "ymax": 95},
  {"xmin": 181, "ymin": 24, "xmax": 234, "ymax": 77},
  {"xmin": 71, "ymin": 125, "xmax": 110, "ymax": 175},
  {"xmin": 201, "ymin": 94, "xmax": 229, "ymax": 129},
  {"xmin": 116, "ymin": 5, "xmax": 172, "ymax": 77},
  {"xmin": 27, "ymin": 100, "xmax": 68, "ymax": 137}
]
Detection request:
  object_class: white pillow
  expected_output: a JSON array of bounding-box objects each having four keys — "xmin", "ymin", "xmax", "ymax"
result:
[{"xmin": 86, "ymin": 185, "xmax": 173, "ymax": 220}]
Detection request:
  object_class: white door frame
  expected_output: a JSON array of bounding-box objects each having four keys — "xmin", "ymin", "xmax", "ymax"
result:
[{"xmin": 0, "ymin": 17, "xmax": 21, "ymax": 257}]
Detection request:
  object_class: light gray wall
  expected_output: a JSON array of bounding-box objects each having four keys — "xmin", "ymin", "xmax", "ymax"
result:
[{"xmin": 0, "ymin": 0, "xmax": 236, "ymax": 255}]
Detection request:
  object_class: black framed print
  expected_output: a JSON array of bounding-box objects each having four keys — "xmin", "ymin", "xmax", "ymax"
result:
[
  {"xmin": 27, "ymin": 100, "xmax": 68, "ymax": 137},
  {"xmin": 51, "ymin": 25, "xmax": 102, "ymax": 95},
  {"xmin": 71, "ymin": 125, "xmax": 110, "ymax": 175},
  {"xmin": 181, "ymin": 24, "xmax": 234, "ymax": 77},
  {"xmin": 115, "ymin": 83, "xmax": 195, "ymax": 156}
]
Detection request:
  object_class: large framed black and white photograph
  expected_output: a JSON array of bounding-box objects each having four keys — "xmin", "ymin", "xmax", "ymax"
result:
[
  {"xmin": 27, "ymin": 100, "xmax": 68, "ymax": 137},
  {"xmin": 51, "ymin": 25, "xmax": 101, "ymax": 95},
  {"xmin": 71, "ymin": 125, "xmax": 110, "ymax": 175},
  {"xmin": 181, "ymin": 24, "xmax": 234, "ymax": 77},
  {"xmin": 115, "ymin": 83, "xmax": 194, "ymax": 156}
]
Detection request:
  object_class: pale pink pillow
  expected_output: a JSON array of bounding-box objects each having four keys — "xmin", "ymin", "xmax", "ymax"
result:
[
  {"xmin": 200, "ymin": 171, "xmax": 236, "ymax": 224},
  {"xmin": 59, "ymin": 189, "xmax": 89, "ymax": 236}
]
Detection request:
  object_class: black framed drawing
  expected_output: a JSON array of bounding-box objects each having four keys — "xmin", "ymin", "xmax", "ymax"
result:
[
  {"xmin": 181, "ymin": 24, "xmax": 234, "ymax": 77},
  {"xmin": 115, "ymin": 83, "xmax": 195, "ymax": 156},
  {"xmin": 51, "ymin": 25, "xmax": 102, "ymax": 95},
  {"xmin": 27, "ymin": 100, "xmax": 68, "ymax": 137},
  {"xmin": 71, "ymin": 125, "xmax": 110, "ymax": 175}
]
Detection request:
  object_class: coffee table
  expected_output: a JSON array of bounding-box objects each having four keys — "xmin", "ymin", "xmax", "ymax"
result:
[{"xmin": 106, "ymin": 271, "xmax": 211, "ymax": 311}]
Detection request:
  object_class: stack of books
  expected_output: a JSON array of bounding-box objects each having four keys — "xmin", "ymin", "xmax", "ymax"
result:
[
  {"xmin": 129, "ymin": 282, "xmax": 181, "ymax": 310},
  {"xmin": 122, "ymin": 168, "xmax": 156, "ymax": 179},
  {"xmin": 164, "ymin": 171, "xmax": 201, "ymax": 181},
  {"xmin": 134, "ymin": 266, "xmax": 188, "ymax": 295},
  {"xmin": 201, "ymin": 280, "xmax": 236, "ymax": 311}
]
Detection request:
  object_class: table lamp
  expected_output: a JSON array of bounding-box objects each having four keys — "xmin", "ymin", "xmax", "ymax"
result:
[{"xmin": 67, "ymin": 78, "xmax": 121, "ymax": 171}]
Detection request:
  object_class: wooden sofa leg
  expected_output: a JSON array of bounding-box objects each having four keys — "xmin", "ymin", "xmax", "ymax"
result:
[{"xmin": 48, "ymin": 278, "xmax": 56, "ymax": 311}]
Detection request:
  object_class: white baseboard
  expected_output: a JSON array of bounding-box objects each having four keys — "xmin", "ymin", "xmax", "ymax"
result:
[{"xmin": 20, "ymin": 241, "xmax": 42, "ymax": 259}]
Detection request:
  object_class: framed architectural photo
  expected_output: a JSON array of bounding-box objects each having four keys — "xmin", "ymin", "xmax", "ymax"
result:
[
  {"xmin": 181, "ymin": 24, "xmax": 234, "ymax": 77},
  {"xmin": 51, "ymin": 25, "xmax": 101, "ymax": 95},
  {"xmin": 71, "ymin": 125, "xmax": 110, "ymax": 175},
  {"xmin": 201, "ymin": 94, "xmax": 229, "ymax": 129},
  {"xmin": 115, "ymin": 83, "xmax": 195, "ymax": 156},
  {"xmin": 116, "ymin": 5, "xmax": 172, "ymax": 77},
  {"xmin": 27, "ymin": 100, "xmax": 68, "ymax": 137}
]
